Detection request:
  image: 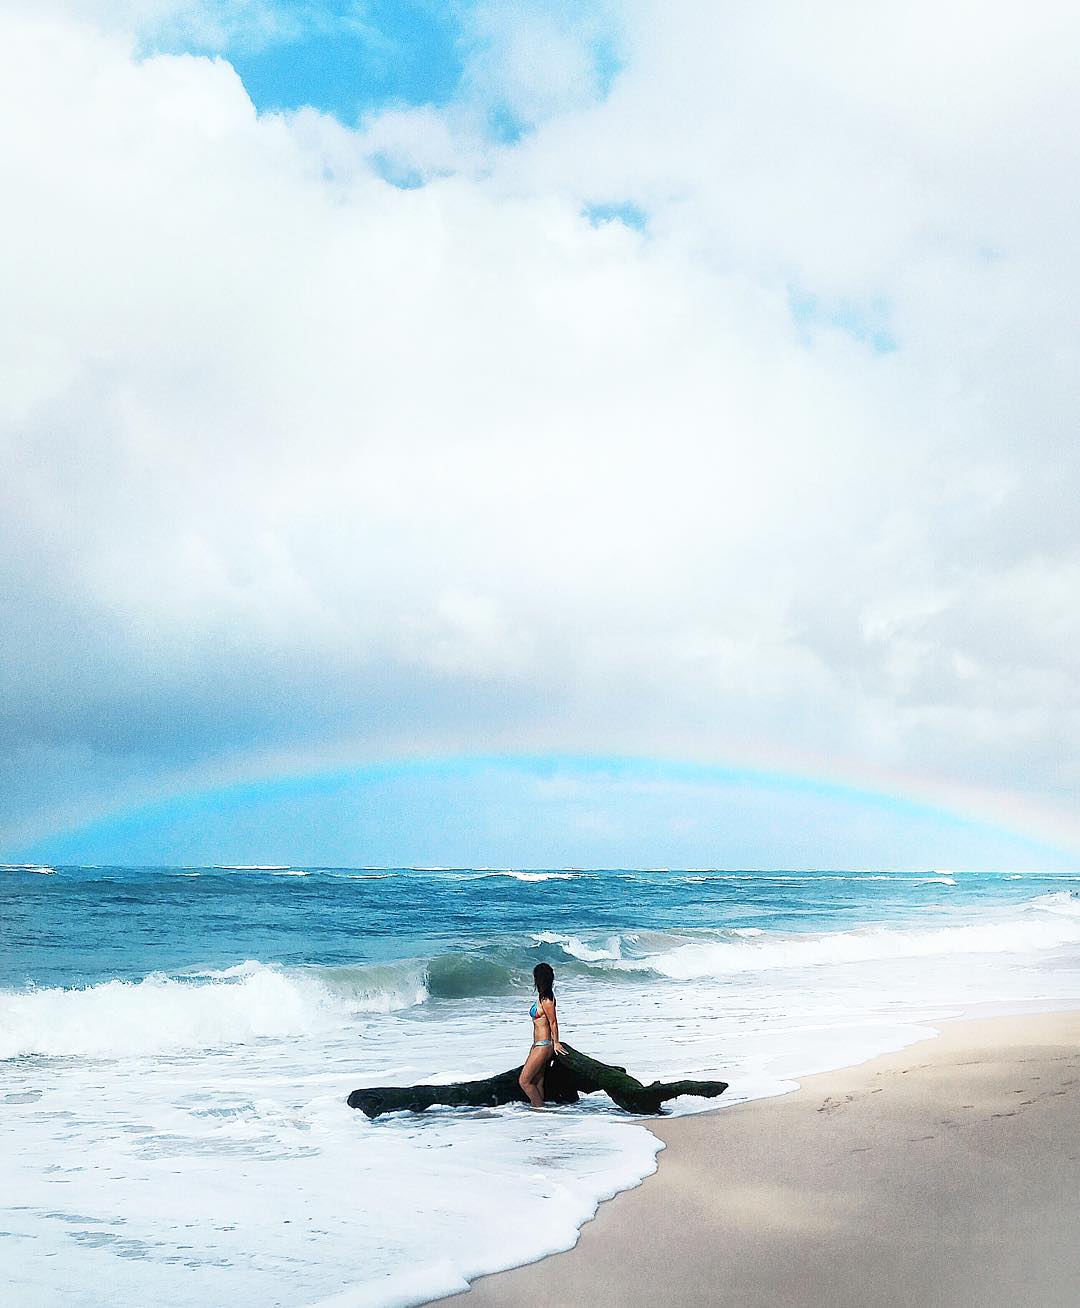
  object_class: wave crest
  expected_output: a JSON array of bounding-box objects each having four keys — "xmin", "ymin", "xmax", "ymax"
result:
[
  {"xmin": 0, "ymin": 960, "xmax": 428, "ymax": 1060},
  {"xmin": 615, "ymin": 900, "xmax": 1080, "ymax": 980},
  {"xmin": 6, "ymin": 894, "xmax": 1077, "ymax": 1058}
]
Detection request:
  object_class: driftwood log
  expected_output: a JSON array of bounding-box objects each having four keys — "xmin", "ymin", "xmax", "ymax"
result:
[{"xmin": 347, "ymin": 1043, "xmax": 728, "ymax": 1119}]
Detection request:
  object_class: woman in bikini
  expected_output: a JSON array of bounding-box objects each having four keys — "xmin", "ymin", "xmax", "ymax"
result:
[{"xmin": 518, "ymin": 962, "xmax": 565, "ymax": 1108}]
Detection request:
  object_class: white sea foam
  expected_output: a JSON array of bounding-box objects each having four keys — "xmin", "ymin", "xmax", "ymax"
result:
[
  {"xmin": 619, "ymin": 902, "xmax": 1080, "ymax": 980},
  {"xmin": 495, "ymin": 871, "xmax": 580, "ymax": 882},
  {"xmin": 213, "ymin": 865, "xmax": 295, "ymax": 871},
  {"xmin": 533, "ymin": 932, "xmax": 623, "ymax": 961},
  {"xmin": 444, "ymin": 870, "xmax": 582, "ymax": 882},
  {"xmin": 0, "ymin": 961, "xmax": 429, "ymax": 1059},
  {"xmin": 2, "ymin": 1033, "xmax": 664, "ymax": 1308},
  {"xmin": 1026, "ymin": 890, "xmax": 1080, "ymax": 916}
]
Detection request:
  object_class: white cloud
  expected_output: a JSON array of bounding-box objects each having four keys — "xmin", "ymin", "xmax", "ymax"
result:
[
  {"xmin": 12, "ymin": 0, "xmax": 286, "ymax": 50},
  {"xmin": 3, "ymin": 3, "xmax": 1080, "ymax": 854},
  {"xmin": 461, "ymin": 0, "xmax": 617, "ymax": 127}
]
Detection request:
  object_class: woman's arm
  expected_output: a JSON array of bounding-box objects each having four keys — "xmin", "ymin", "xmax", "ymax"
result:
[{"xmin": 543, "ymin": 998, "xmax": 565, "ymax": 1054}]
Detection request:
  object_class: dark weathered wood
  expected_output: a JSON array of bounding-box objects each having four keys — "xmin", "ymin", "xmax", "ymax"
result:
[
  {"xmin": 556, "ymin": 1044, "xmax": 729, "ymax": 1114},
  {"xmin": 347, "ymin": 1043, "xmax": 728, "ymax": 1118}
]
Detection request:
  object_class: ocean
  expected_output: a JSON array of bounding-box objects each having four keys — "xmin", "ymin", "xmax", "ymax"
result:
[{"xmin": 4, "ymin": 865, "xmax": 1080, "ymax": 1307}]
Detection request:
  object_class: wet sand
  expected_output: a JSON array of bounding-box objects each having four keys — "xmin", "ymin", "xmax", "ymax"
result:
[{"xmin": 431, "ymin": 1010, "xmax": 1080, "ymax": 1307}]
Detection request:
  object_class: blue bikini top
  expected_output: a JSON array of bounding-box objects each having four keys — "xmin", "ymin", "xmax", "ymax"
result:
[{"xmin": 529, "ymin": 999, "xmax": 541, "ymax": 1019}]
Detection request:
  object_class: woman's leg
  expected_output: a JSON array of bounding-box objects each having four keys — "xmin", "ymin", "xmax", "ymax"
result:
[{"xmin": 518, "ymin": 1046, "xmax": 550, "ymax": 1107}]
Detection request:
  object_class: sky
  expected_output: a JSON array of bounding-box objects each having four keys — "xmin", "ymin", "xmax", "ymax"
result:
[{"xmin": 3, "ymin": 1, "xmax": 1080, "ymax": 868}]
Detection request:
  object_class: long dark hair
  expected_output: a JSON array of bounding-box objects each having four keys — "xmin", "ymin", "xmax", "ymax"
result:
[{"xmin": 533, "ymin": 962, "xmax": 555, "ymax": 1001}]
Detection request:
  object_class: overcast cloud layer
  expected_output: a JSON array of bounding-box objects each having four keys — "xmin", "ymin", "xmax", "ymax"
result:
[{"xmin": 3, "ymin": 1, "xmax": 1079, "ymax": 858}]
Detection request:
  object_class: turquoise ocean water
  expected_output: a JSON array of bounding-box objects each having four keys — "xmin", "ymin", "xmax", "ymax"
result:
[{"xmin": 4, "ymin": 865, "xmax": 1080, "ymax": 1305}]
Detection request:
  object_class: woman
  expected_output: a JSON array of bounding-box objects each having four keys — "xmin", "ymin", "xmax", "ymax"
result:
[{"xmin": 518, "ymin": 962, "xmax": 565, "ymax": 1108}]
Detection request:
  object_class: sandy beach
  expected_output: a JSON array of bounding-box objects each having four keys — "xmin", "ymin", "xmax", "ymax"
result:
[{"xmin": 433, "ymin": 1010, "xmax": 1080, "ymax": 1307}]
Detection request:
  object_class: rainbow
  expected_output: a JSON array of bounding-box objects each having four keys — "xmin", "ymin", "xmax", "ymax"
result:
[{"xmin": 9, "ymin": 751, "xmax": 1079, "ymax": 867}]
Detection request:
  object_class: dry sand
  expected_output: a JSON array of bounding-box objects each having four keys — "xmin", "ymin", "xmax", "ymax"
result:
[{"xmin": 431, "ymin": 1010, "xmax": 1080, "ymax": 1307}]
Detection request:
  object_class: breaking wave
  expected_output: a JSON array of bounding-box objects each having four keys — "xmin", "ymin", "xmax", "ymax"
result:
[
  {"xmin": 614, "ymin": 897, "xmax": 1080, "ymax": 980},
  {"xmin": 495, "ymin": 871, "xmax": 580, "ymax": 882},
  {"xmin": 533, "ymin": 931, "xmax": 624, "ymax": 961},
  {"xmin": 213, "ymin": 865, "xmax": 295, "ymax": 871},
  {"xmin": 1026, "ymin": 890, "xmax": 1080, "ymax": 916},
  {"xmin": 5, "ymin": 894, "xmax": 1078, "ymax": 1059},
  {"xmin": 446, "ymin": 871, "xmax": 585, "ymax": 882},
  {"xmin": 0, "ymin": 960, "xmax": 429, "ymax": 1059}
]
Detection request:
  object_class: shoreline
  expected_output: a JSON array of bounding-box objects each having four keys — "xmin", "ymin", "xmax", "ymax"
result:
[{"xmin": 430, "ymin": 1009, "xmax": 1080, "ymax": 1307}]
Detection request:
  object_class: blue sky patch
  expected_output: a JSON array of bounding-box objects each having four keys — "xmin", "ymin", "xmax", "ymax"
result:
[
  {"xmin": 591, "ymin": 35, "xmax": 622, "ymax": 97},
  {"xmin": 368, "ymin": 151, "xmax": 431, "ymax": 188},
  {"xmin": 226, "ymin": 1, "xmax": 467, "ymax": 121},
  {"xmin": 584, "ymin": 201, "xmax": 647, "ymax": 230},
  {"xmin": 142, "ymin": 2, "xmax": 623, "ymax": 132},
  {"xmin": 789, "ymin": 286, "xmax": 898, "ymax": 354}
]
